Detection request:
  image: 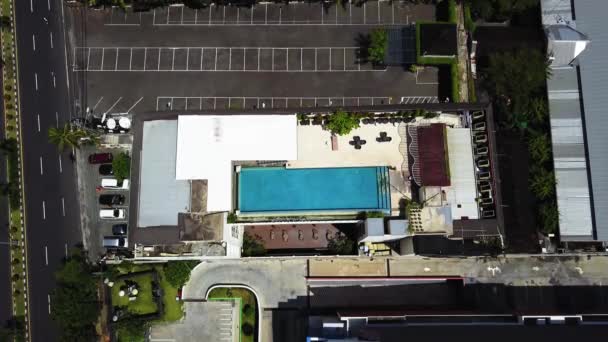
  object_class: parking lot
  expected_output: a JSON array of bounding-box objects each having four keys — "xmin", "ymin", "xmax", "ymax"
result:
[
  {"xmin": 70, "ymin": 1, "xmax": 440, "ymax": 116},
  {"xmin": 76, "ymin": 146, "xmax": 130, "ymax": 259},
  {"xmin": 103, "ymin": 2, "xmax": 435, "ymax": 26}
]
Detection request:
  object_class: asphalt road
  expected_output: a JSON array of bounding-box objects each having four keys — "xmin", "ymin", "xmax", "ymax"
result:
[{"xmin": 14, "ymin": 0, "xmax": 82, "ymax": 340}]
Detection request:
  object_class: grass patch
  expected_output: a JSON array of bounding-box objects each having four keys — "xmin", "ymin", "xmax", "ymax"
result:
[
  {"xmin": 450, "ymin": 62, "xmax": 460, "ymax": 103},
  {"xmin": 157, "ymin": 266, "xmax": 183, "ymax": 322},
  {"xmin": 447, "ymin": 0, "xmax": 457, "ymax": 23},
  {"xmin": 111, "ymin": 274, "xmax": 158, "ymax": 315},
  {"xmin": 208, "ymin": 287, "xmax": 257, "ymax": 342}
]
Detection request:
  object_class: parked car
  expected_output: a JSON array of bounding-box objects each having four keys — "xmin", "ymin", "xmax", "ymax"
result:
[
  {"xmin": 99, "ymin": 208, "xmax": 126, "ymax": 220},
  {"xmin": 99, "ymin": 164, "xmax": 114, "ymax": 176},
  {"xmin": 112, "ymin": 224, "xmax": 127, "ymax": 235},
  {"xmin": 103, "ymin": 236, "xmax": 127, "ymax": 248},
  {"xmin": 101, "ymin": 178, "xmax": 130, "ymax": 190},
  {"xmin": 88, "ymin": 152, "xmax": 113, "ymax": 164},
  {"xmin": 99, "ymin": 194, "xmax": 125, "ymax": 206}
]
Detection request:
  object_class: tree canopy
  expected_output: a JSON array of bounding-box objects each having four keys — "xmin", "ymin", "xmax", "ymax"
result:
[
  {"xmin": 368, "ymin": 28, "xmax": 388, "ymax": 65},
  {"xmin": 528, "ymin": 132, "xmax": 551, "ymax": 165},
  {"xmin": 112, "ymin": 152, "xmax": 131, "ymax": 181},
  {"xmin": 325, "ymin": 110, "xmax": 360, "ymax": 136},
  {"xmin": 530, "ymin": 167, "xmax": 556, "ymax": 200},
  {"xmin": 327, "ymin": 233, "xmax": 355, "ymax": 255},
  {"xmin": 164, "ymin": 261, "xmax": 199, "ymax": 288},
  {"xmin": 51, "ymin": 252, "xmax": 99, "ymax": 341}
]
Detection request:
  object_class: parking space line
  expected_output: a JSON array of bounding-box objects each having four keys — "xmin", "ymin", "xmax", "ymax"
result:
[
  {"xmin": 157, "ymin": 48, "xmax": 161, "ymax": 70},
  {"xmin": 229, "ymin": 48, "xmax": 232, "ymax": 70},
  {"xmin": 378, "ymin": 0, "xmax": 381, "ymax": 23},
  {"xmin": 126, "ymin": 97, "xmax": 144, "ymax": 113},
  {"xmin": 129, "ymin": 48, "xmax": 133, "ymax": 70},
  {"xmin": 143, "ymin": 48, "xmax": 147, "ymax": 70},
  {"xmin": 363, "ymin": 2, "xmax": 366, "ymax": 24},
  {"xmin": 200, "ymin": 48, "xmax": 204, "ymax": 70},
  {"xmin": 171, "ymin": 48, "xmax": 175, "ymax": 70},
  {"xmin": 100, "ymin": 48, "xmax": 105, "ymax": 71},
  {"xmin": 181, "ymin": 5, "xmax": 184, "ymax": 24},
  {"xmin": 265, "ymin": 3, "xmax": 268, "ymax": 24},
  {"xmin": 392, "ymin": 2, "xmax": 395, "ymax": 24},
  {"xmin": 208, "ymin": 5, "xmax": 212, "ymax": 25},
  {"xmin": 104, "ymin": 97, "xmax": 122, "ymax": 115},
  {"xmin": 214, "ymin": 48, "xmax": 218, "ymax": 71},
  {"xmin": 115, "ymin": 48, "xmax": 119, "ymax": 70}
]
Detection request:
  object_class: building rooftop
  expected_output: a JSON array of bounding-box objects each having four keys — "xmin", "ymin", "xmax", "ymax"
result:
[
  {"xmin": 415, "ymin": 124, "xmax": 450, "ymax": 187},
  {"xmin": 138, "ymin": 120, "xmax": 191, "ymax": 227}
]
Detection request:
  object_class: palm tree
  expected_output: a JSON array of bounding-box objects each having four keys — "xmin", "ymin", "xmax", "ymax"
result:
[
  {"xmin": 528, "ymin": 132, "xmax": 551, "ymax": 165},
  {"xmin": 48, "ymin": 124, "xmax": 85, "ymax": 151},
  {"xmin": 530, "ymin": 167, "xmax": 556, "ymax": 200}
]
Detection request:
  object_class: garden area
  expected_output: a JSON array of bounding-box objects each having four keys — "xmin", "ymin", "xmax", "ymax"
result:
[
  {"xmin": 208, "ymin": 287, "xmax": 258, "ymax": 342},
  {"xmin": 108, "ymin": 261, "xmax": 198, "ymax": 341},
  {"xmin": 481, "ymin": 48, "xmax": 555, "ymax": 252}
]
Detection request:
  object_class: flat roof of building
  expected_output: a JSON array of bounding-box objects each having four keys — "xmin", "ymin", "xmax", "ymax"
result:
[
  {"xmin": 417, "ymin": 124, "xmax": 450, "ymax": 187},
  {"xmin": 138, "ymin": 120, "xmax": 191, "ymax": 227},
  {"xmin": 175, "ymin": 115, "xmax": 298, "ymax": 212},
  {"xmin": 446, "ymin": 128, "xmax": 479, "ymax": 220}
]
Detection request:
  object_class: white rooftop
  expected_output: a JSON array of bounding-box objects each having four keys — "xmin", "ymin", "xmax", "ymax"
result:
[
  {"xmin": 175, "ymin": 115, "xmax": 298, "ymax": 212},
  {"xmin": 446, "ymin": 128, "xmax": 479, "ymax": 219}
]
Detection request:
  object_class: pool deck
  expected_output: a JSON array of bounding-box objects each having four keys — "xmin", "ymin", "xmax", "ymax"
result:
[{"xmin": 290, "ymin": 115, "xmax": 462, "ymax": 214}]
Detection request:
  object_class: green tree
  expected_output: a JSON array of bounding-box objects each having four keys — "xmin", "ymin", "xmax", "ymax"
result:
[
  {"xmin": 112, "ymin": 152, "xmax": 131, "ymax": 181},
  {"xmin": 163, "ymin": 261, "xmax": 199, "ymax": 288},
  {"xmin": 525, "ymin": 97, "xmax": 549, "ymax": 125},
  {"xmin": 242, "ymin": 232, "xmax": 266, "ymax": 257},
  {"xmin": 327, "ymin": 233, "xmax": 355, "ymax": 255},
  {"xmin": 48, "ymin": 124, "xmax": 85, "ymax": 151},
  {"xmin": 368, "ymin": 28, "xmax": 388, "ymax": 65},
  {"xmin": 51, "ymin": 252, "xmax": 99, "ymax": 341},
  {"xmin": 325, "ymin": 110, "xmax": 360, "ymax": 136},
  {"xmin": 484, "ymin": 50, "xmax": 551, "ymax": 106},
  {"xmin": 528, "ymin": 132, "xmax": 551, "ymax": 165},
  {"xmin": 530, "ymin": 167, "xmax": 556, "ymax": 200},
  {"xmin": 538, "ymin": 201, "xmax": 559, "ymax": 235}
]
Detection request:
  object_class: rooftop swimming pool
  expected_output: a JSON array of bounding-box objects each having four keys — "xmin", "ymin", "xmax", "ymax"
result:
[{"xmin": 237, "ymin": 166, "xmax": 391, "ymax": 214}]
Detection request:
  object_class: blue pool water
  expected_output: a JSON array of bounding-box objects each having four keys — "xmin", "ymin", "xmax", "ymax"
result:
[{"xmin": 238, "ymin": 166, "xmax": 391, "ymax": 213}]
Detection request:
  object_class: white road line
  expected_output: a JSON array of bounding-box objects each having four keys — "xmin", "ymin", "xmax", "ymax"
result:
[
  {"xmin": 214, "ymin": 48, "xmax": 218, "ymax": 70},
  {"xmin": 47, "ymin": 294, "xmax": 51, "ymax": 314},
  {"xmin": 55, "ymin": 112, "xmax": 59, "ymax": 127},
  {"xmin": 129, "ymin": 48, "xmax": 133, "ymax": 70},
  {"xmin": 185, "ymin": 48, "xmax": 189, "ymax": 70},
  {"xmin": 52, "ymin": 72, "xmax": 56, "ymax": 88},
  {"xmin": 40, "ymin": 156, "xmax": 44, "ymax": 175},
  {"xmin": 32, "ymin": 34, "xmax": 36, "ymax": 51},
  {"xmin": 30, "ymin": 0, "xmax": 33, "ymax": 12},
  {"xmin": 200, "ymin": 48, "xmax": 204, "ymax": 70},
  {"xmin": 100, "ymin": 48, "xmax": 105, "ymax": 71},
  {"xmin": 104, "ymin": 97, "xmax": 123, "ymax": 114},
  {"xmin": 228, "ymin": 47, "xmax": 232, "ymax": 70},
  {"xmin": 47, "ymin": 0, "xmax": 50, "ymax": 11},
  {"xmin": 126, "ymin": 97, "xmax": 144, "ymax": 113},
  {"xmin": 34, "ymin": 73, "xmax": 38, "ymax": 90},
  {"xmin": 115, "ymin": 48, "xmax": 119, "ymax": 70},
  {"xmin": 363, "ymin": 2, "xmax": 366, "ymax": 24},
  {"xmin": 58, "ymin": 155, "xmax": 62, "ymax": 173},
  {"xmin": 171, "ymin": 48, "xmax": 175, "ymax": 70},
  {"xmin": 45, "ymin": 246, "xmax": 49, "ymax": 265},
  {"xmin": 61, "ymin": 197, "xmax": 65, "ymax": 216},
  {"xmin": 64, "ymin": 243, "xmax": 68, "ymax": 257},
  {"xmin": 37, "ymin": 114, "xmax": 41, "ymax": 132},
  {"xmin": 92, "ymin": 97, "xmax": 104, "ymax": 112},
  {"xmin": 377, "ymin": 0, "xmax": 380, "ymax": 23},
  {"xmin": 143, "ymin": 48, "xmax": 147, "ymax": 70},
  {"xmin": 42, "ymin": 201, "xmax": 46, "ymax": 219},
  {"xmin": 50, "ymin": 32, "xmax": 53, "ymax": 48}
]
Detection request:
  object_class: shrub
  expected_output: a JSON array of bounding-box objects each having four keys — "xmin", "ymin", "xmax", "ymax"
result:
[
  {"xmin": 450, "ymin": 62, "xmax": 460, "ymax": 103},
  {"xmin": 5, "ymin": 85, "xmax": 12, "ymax": 91},
  {"xmin": 327, "ymin": 233, "xmax": 355, "ymax": 255},
  {"xmin": 242, "ymin": 323, "xmax": 254, "ymax": 336},
  {"xmin": 112, "ymin": 152, "xmax": 131, "ymax": 181},
  {"xmin": 366, "ymin": 211, "xmax": 384, "ymax": 218},
  {"xmin": 464, "ymin": 3, "xmax": 476, "ymax": 34},
  {"xmin": 4, "ymin": 94, "xmax": 11, "ymax": 101},
  {"xmin": 242, "ymin": 233, "xmax": 266, "ymax": 257},
  {"xmin": 325, "ymin": 109, "xmax": 360, "ymax": 136},
  {"xmin": 447, "ymin": 0, "xmax": 457, "ymax": 23},
  {"xmin": 528, "ymin": 133, "xmax": 551, "ymax": 166},
  {"xmin": 164, "ymin": 261, "xmax": 199, "ymax": 288},
  {"xmin": 530, "ymin": 167, "xmax": 556, "ymax": 200},
  {"xmin": 12, "ymin": 274, "xmax": 19, "ymax": 281},
  {"xmin": 368, "ymin": 28, "xmax": 388, "ymax": 65},
  {"xmin": 227, "ymin": 212, "xmax": 237, "ymax": 223},
  {"xmin": 243, "ymin": 303, "xmax": 253, "ymax": 316},
  {"xmin": 12, "ymin": 258, "xmax": 19, "ymax": 265},
  {"xmin": 538, "ymin": 201, "xmax": 559, "ymax": 235}
]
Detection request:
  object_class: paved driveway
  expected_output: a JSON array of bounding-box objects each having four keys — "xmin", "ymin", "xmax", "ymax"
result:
[{"xmin": 183, "ymin": 259, "xmax": 308, "ymax": 308}]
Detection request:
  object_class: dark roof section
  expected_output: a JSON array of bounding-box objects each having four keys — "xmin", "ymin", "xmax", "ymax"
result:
[
  {"xmin": 418, "ymin": 124, "xmax": 450, "ymax": 186},
  {"xmin": 419, "ymin": 23, "xmax": 458, "ymax": 56},
  {"xmin": 385, "ymin": 27, "xmax": 416, "ymax": 65}
]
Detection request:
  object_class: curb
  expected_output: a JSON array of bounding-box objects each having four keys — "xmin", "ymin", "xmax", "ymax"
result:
[{"xmin": 1, "ymin": 0, "xmax": 32, "ymax": 339}]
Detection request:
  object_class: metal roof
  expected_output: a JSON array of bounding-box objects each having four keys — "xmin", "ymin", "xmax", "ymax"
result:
[
  {"xmin": 138, "ymin": 120, "xmax": 191, "ymax": 227},
  {"xmin": 574, "ymin": 0, "xmax": 608, "ymax": 241}
]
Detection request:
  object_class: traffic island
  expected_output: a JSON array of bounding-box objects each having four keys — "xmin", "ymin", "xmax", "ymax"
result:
[{"xmin": 1, "ymin": 0, "xmax": 30, "ymax": 339}]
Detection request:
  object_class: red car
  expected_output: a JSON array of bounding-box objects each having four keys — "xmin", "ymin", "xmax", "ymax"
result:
[{"xmin": 88, "ymin": 152, "xmax": 113, "ymax": 164}]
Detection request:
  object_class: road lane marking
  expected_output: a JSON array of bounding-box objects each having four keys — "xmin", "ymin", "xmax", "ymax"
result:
[
  {"xmin": 47, "ymin": 0, "xmax": 50, "ymax": 11},
  {"xmin": 126, "ymin": 97, "xmax": 144, "ymax": 113},
  {"xmin": 48, "ymin": 294, "xmax": 51, "ymax": 314},
  {"xmin": 61, "ymin": 197, "xmax": 65, "ymax": 216},
  {"xmin": 50, "ymin": 32, "xmax": 53, "ymax": 48},
  {"xmin": 55, "ymin": 112, "xmax": 59, "ymax": 127},
  {"xmin": 40, "ymin": 156, "xmax": 44, "ymax": 175},
  {"xmin": 37, "ymin": 114, "xmax": 40, "ymax": 132},
  {"xmin": 52, "ymin": 72, "xmax": 56, "ymax": 88},
  {"xmin": 104, "ymin": 97, "xmax": 122, "ymax": 114},
  {"xmin": 44, "ymin": 246, "xmax": 48, "ymax": 265},
  {"xmin": 58, "ymin": 155, "xmax": 62, "ymax": 173},
  {"xmin": 42, "ymin": 201, "xmax": 46, "ymax": 220},
  {"xmin": 64, "ymin": 244, "xmax": 68, "ymax": 257},
  {"xmin": 30, "ymin": 0, "xmax": 33, "ymax": 12},
  {"xmin": 32, "ymin": 34, "xmax": 36, "ymax": 51},
  {"xmin": 92, "ymin": 97, "xmax": 104, "ymax": 111},
  {"xmin": 34, "ymin": 73, "xmax": 38, "ymax": 90}
]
